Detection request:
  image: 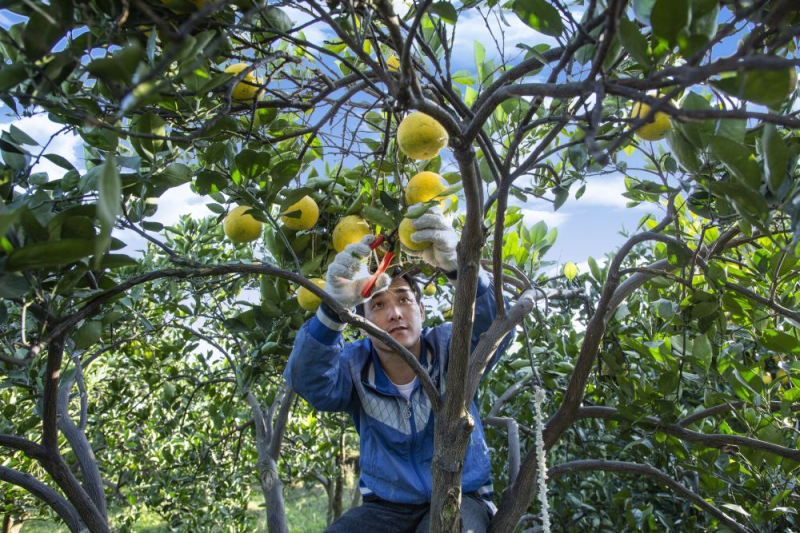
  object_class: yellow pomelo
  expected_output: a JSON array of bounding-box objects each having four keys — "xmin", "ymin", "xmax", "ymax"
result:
[
  {"xmin": 422, "ymin": 283, "xmax": 436, "ymax": 296},
  {"xmin": 631, "ymin": 101, "xmax": 674, "ymax": 141},
  {"xmin": 387, "ymin": 54, "xmax": 400, "ymax": 72},
  {"xmin": 776, "ymin": 369, "xmax": 789, "ymax": 385},
  {"xmin": 399, "ymin": 217, "xmax": 430, "ymax": 251},
  {"xmin": 332, "ymin": 215, "xmax": 371, "ymax": 253},
  {"xmin": 742, "ymin": 67, "xmax": 797, "ymax": 107},
  {"xmin": 564, "ymin": 262, "xmax": 578, "ymax": 281},
  {"xmin": 406, "ymin": 171, "xmax": 447, "ymax": 206},
  {"xmin": 297, "ymin": 278, "xmax": 326, "ymax": 312},
  {"xmin": 223, "ymin": 206, "xmax": 263, "ymax": 243},
  {"xmin": 225, "ymin": 63, "xmax": 263, "ymax": 101},
  {"xmin": 397, "ymin": 112, "xmax": 449, "ymax": 160},
  {"xmin": 762, "ymin": 373, "xmax": 773, "ymax": 385},
  {"xmin": 281, "ymin": 196, "xmax": 319, "ymax": 231}
]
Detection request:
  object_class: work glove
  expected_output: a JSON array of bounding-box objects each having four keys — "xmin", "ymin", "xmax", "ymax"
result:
[
  {"xmin": 325, "ymin": 235, "xmax": 391, "ymax": 309},
  {"xmin": 402, "ymin": 204, "xmax": 458, "ymax": 273}
]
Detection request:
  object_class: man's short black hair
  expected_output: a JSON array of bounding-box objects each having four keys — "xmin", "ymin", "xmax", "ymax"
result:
[{"xmin": 355, "ymin": 268, "xmax": 421, "ymax": 317}]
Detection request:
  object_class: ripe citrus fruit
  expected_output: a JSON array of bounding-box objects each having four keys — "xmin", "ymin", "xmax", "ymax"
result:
[
  {"xmin": 743, "ymin": 67, "xmax": 797, "ymax": 107},
  {"xmin": 297, "ymin": 278, "xmax": 326, "ymax": 312},
  {"xmin": 399, "ymin": 217, "xmax": 430, "ymax": 251},
  {"xmin": 332, "ymin": 215, "xmax": 371, "ymax": 253},
  {"xmin": 422, "ymin": 283, "xmax": 436, "ymax": 296},
  {"xmin": 776, "ymin": 369, "xmax": 789, "ymax": 386},
  {"xmin": 223, "ymin": 206, "xmax": 263, "ymax": 243},
  {"xmin": 406, "ymin": 171, "xmax": 447, "ymax": 206},
  {"xmin": 762, "ymin": 373, "xmax": 773, "ymax": 385},
  {"xmin": 630, "ymin": 101, "xmax": 674, "ymax": 141},
  {"xmin": 281, "ymin": 196, "xmax": 319, "ymax": 231},
  {"xmin": 387, "ymin": 54, "xmax": 400, "ymax": 72},
  {"xmin": 225, "ymin": 63, "xmax": 263, "ymax": 101},
  {"xmin": 397, "ymin": 112, "xmax": 449, "ymax": 160}
]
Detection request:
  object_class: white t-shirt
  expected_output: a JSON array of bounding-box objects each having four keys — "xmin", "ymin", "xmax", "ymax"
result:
[{"xmin": 391, "ymin": 378, "xmax": 418, "ymax": 401}]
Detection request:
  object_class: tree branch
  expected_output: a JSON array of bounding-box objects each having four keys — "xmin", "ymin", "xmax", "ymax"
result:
[{"xmin": 0, "ymin": 465, "xmax": 85, "ymax": 531}]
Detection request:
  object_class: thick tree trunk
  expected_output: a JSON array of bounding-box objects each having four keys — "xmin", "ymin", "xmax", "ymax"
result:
[
  {"xmin": 41, "ymin": 335, "xmax": 110, "ymax": 533},
  {"xmin": 428, "ymin": 147, "xmax": 483, "ymax": 533},
  {"xmin": 247, "ymin": 393, "xmax": 289, "ymax": 533},
  {"xmin": 58, "ymin": 382, "xmax": 107, "ymax": 519}
]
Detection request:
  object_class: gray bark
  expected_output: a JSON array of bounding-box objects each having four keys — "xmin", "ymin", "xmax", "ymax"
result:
[{"xmin": 247, "ymin": 393, "xmax": 289, "ymax": 533}]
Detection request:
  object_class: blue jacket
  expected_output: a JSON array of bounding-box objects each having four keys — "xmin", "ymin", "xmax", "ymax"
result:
[{"xmin": 283, "ymin": 271, "xmax": 511, "ymax": 504}]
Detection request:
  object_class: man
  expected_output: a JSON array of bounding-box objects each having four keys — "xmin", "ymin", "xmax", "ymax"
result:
[{"xmin": 283, "ymin": 207, "xmax": 512, "ymax": 532}]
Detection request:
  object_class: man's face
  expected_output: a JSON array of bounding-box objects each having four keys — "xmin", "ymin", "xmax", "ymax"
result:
[{"xmin": 363, "ymin": 278, "xmax": 425, "ymax": 352}]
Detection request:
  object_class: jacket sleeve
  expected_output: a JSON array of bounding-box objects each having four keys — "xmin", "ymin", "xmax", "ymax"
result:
[
  {"xmin": 468, "ymin": 269, "xmax": 514, "ymax": 377},
  {"xmin": 283, "ymin": 305, "xmax": 355, "ymax": 413}
]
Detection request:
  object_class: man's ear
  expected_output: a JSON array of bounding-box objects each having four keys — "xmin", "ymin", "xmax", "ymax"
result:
[{"xmin": 418, "ymin": 300, "xmax": 425, "ymax": 318}]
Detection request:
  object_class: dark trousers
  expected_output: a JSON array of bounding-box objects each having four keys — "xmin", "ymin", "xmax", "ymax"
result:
[{"xmin": 324, "ymin": 493, "xmax": 493, "ymax": 533}]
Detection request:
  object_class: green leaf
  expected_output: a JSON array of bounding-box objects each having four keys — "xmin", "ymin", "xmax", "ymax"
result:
[
  {"xmin": 0, "ymin": 205, "xmax": 22, "ymax": 239},
  {"xmin": 73, "ymin": 321, "xmax": 102, "ymax": 350},
  {"xmin": 362, "ymin": 205, "xmax": 397, "ymax": 230},
  {"xmin": 5, "ymin": 239, "xmax": 95, "ymax": 271},
  {"xmin": 235, "ymin": 149, "xmax": 271, "ymax": 180},
  {"xmin": 22, "ymin": 5, "xmax": 71, "ymax": 61},
  {"xmin": 8, "ymin": 125, "xmax": 38, "ymax": 146},
  {"xmin": 512, "ymin": 0, "xmax": 564, "ymax": 37},
  {"xmin": 632, "ymin": 0, "xmax": 656, "ymax": 25},
  {"xmin": 762, "ymin": 124, "xmax": 788, "ymax": 198},
  {"xmin": 618, "ymin": 16, "xmax": 651, "ymax": 68},
  {"xmin": 130, "ymin": 112, "xmax": 166, "ymax": 160},
  {"xmin": 709, "ymin": 136, "xmax": 761, "ymax": 190},
  {"xmin": 714, "ymin": 119, "xmax": 745, "ymax": 144},
  {"xmin": 452, "ymin": 70, "xmax": 476, "ymax": 85},
  {"xmin": 158, "ymin": 163, "xmax": 192, "ymax": 188},
  {"xmin": 651, "ymin": 0, "xmax": 689, "ymax": 46},
  {"xmin": 195, "ymin": 171, "xmax": 228, "ymax": 195},
  {"xmin": 94, "ymin": 154, "xmax": 122, "ymax": 268},
  {"xmin": 429, "ymin": 2, "xmax": 458, "ymax": 23},
  {"xmin": 676, "ymin": 92, "xmax": 714, "ymax": 149},
  {"xmin": 0, "ymin": 63, "xmax": 28, "ymax": 91},
  {"xmin": 86, "ymin": 41, "xmax": 143, "ymax": 85},
  {"xmin": 97, "ymin": 254, "xmax": 138, "ymax": 269},
  {"xmin": 588, "ymin": 256, "xmax": 603, "ymax": 281},
  {"xmin": 665, "ymin": 131, "xmax": 701, "ymax": 174},
  {"xmin": 0, "ymin": 273, "xmax": 29, "ymax": 298},
  {"xmin": 271, "ymin": 159, "xmax": 302, "ymax": 192},
  {"xmin": 44, "ymin": 153, "xmax": 76, "ymax": 171}
]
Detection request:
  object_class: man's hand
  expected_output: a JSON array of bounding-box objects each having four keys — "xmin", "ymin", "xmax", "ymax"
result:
[
  {"xmin": 326, "ymin": 235, "xmax": 391, "ymax": 309},
  {"xmin": 403, "ymin": 204, "xmax": 458, "ymax": 273}
]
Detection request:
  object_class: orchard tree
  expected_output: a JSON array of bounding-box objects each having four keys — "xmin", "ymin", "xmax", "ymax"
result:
[{"xmin": 1, "ymin": 0, "xmax": 799, "ymax": 532}]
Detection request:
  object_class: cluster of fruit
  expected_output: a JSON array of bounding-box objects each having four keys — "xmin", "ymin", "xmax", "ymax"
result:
[{"xmin": 221, "ymin": 111, "xmax": 450, "ymax": 312}]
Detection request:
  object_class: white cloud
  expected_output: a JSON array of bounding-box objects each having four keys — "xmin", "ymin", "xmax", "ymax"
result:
[
  {"xmin": 519, "ymin": 207, "xmax": 569, "ymax": 228},
  {"xmin": 283, "ymin": 6, "xmax": 334, "ymax": 51},
  {"xmin": 451, "ymin": 8, "xmax": 558, "ymax": 65},
  {"xmin": 572, "ymin": 175, "xmax": 648, "ymax": 210},
  {"xmin": 0, "ymin": 114, "xmax": 84, "ymax": 178},
  {"xmin": 115, "ymin": 183, "xmax": 214, "ymax": 255},
  {"xmin": 149, "ymin": 183, "xmax": 212, "ymax": 225}
]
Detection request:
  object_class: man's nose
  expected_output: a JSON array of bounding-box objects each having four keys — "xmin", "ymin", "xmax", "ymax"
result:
[{"xmin": 387, "ymin": 302, "xmax": 403, "ymax": 320}]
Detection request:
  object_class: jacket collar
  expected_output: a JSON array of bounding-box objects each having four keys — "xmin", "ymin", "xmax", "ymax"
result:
[{"xmin": 364, "ymin": 337, "xmax": 429, "ymax": 396}]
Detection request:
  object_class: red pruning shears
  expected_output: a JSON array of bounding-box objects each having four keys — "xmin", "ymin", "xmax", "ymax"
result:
[{"xmin": 360, "ymin": 230, "xmax": 399, "ymax": 298}]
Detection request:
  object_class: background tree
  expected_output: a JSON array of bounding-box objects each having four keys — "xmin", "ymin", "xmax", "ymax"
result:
[{"xmin": 1, "ymin": 0, "xmax": 798, "ymax": 532}]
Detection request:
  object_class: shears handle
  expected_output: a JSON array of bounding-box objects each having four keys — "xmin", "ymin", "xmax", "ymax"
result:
[{"xmin": 361, "ymin": 245, "xmax": 395, "ymax": 298}]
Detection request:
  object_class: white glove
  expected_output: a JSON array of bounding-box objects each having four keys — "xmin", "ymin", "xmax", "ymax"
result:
[
  {"xmin": 325, "ymin": 235, "xmax": 391, "ymax": 309},
  {"xmin": 402, "ymin": 204, "xmax": 458, "ymax": 272}
]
